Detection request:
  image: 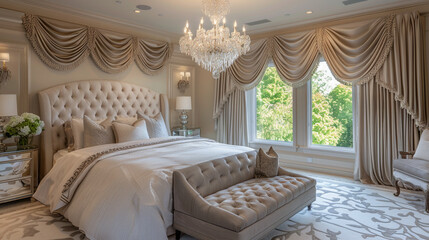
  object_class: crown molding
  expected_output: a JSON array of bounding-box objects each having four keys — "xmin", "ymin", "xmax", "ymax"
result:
[{"xmin": 0, "ymin": 0, "xmax": 179, "ymax": 42}]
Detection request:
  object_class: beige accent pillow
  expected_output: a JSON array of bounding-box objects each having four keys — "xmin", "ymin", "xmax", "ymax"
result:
[
  {"xmin": 64, "ymin": 121, "xmax": 74, "ymax": 151},
  {"xmin": 137, "ymin": 112, "xmax": 169, "ymax": 138},
  {"xmin": 255, "ymin": 147, "xmax": 279, "ymax": 178},
  {"xmin": 112, "ymin": 119, "xmax": 150, "ymax": 143},
  {"xmin": 414, "ymin": 129, "xmax": 429, "ymax": 161},
  {"xmin": 115, "ymin": 116, "xmax": 138, "ymax": 125},
  {"xmin": 83, "ymin": 116, "xmax": 115, "ymax": 148},
  {"xmin": 67, "ymin": 118, "xmax": 105, "ymax": 151},
  {"xmin": 70, "ymin": 118, "xmax": 85, "ymax": 150}
]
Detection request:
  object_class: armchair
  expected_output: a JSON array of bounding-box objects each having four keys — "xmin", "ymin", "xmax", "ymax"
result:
[{"xmin": 393, "ymin": 130, "xmax": 429, "ymax": 213}]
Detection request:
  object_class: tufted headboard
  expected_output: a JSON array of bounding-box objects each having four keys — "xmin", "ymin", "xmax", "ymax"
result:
[{"xmin": 38, "ymin": 80, "xmax": 170, "ymax": 177}]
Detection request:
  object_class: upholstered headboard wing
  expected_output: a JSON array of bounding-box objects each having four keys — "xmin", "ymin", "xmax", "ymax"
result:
[{"xmin": 38, "ymin": 80, "xmax": 169, "ymax": 177}]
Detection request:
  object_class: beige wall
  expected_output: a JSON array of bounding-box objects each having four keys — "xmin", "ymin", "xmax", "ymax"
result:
[{"xmin": 195, "ymin": 68, "xmax": 216, "ymax": 140}]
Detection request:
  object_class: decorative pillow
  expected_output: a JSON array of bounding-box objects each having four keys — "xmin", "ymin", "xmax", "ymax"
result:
[
  {"xmin": 64, "ymin": 121, "xmax": 74, "ymax": 151},
  {"xmin": 83, "ymin": 116, "xmax": 115, "ymax": 148},
  {"xmin": 115, "ymin": 116, "xmax": 138, "ymax": 125},
  {"xmin": 414, "ymin": 129, "xmax": 429, "ymax": 161},
  {"xmin": 70, "ymin": 118, "xmax": 85, "ymax": 150},
  {"xmin": 137, "ymin": 112, "xmax": 169, "ymax": 138},
  {"xmin": 255, "ymin": 147, "xmax": 279, "ymax": 178},
  {"xmin": 67, "ymin": 118, "xmax": 104, "ymax": 151},
  {"xmin": 112, "ymin": 119, "xmax": 150, "ymax": 143}
]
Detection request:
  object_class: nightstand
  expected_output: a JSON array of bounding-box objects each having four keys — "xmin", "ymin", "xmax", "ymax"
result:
[
  {"xmin": 0, "ymin": 146, "xmax": 38, "ymax": 204},
  {"xmin": 172, "ymin": 127, "xmax": 201, "ymax": 137}
]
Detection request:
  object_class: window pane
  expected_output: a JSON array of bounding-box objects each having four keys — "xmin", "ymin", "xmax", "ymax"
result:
[
  {"xmin": 311, "ymin": 61, "xmax": 353, "ymax": 148},
  {"xmin": 256, "ymin": 67, "xmax": 293, "ymax": 142}
]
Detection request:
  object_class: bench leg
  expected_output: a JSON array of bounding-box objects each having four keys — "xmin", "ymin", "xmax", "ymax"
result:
[
  {"xmin": 307, "ymin": 204, "xmax": 312, "ymax": 211},
  {"xmin": 394, "ymin": 180, "xmax": 401, "ymax": 197},
  {"xmin": 175, "ymin": 230, "xmax": 181, "ymax": 240}
]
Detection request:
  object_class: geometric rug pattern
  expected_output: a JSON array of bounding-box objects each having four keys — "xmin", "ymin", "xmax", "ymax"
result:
[{"xmin": 0, "ymin": 178, "xmax": 427, "ymax": 240}]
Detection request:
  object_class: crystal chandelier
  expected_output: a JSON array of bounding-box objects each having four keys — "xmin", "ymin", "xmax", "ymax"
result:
[{"xmin": 179, "ymin": 0, "xmax": 251, "ymax": 79}]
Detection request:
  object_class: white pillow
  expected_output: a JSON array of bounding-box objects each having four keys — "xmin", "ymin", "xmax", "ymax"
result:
[
  {"xmin": 414, "ymin": 129, "xmax": 429, "ymax": 161},
  {"xmin": 112, "ymin": 119, "xmax": 150, "ymax": 143},
  {"xmin": 137, "ymin": 112, "xmax": 169, "ymax": 138}
]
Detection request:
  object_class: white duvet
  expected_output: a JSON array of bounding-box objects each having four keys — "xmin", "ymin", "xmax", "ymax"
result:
[{"xmin": 34, "ymin": 137, "xmax": 255, "ymax": 240}]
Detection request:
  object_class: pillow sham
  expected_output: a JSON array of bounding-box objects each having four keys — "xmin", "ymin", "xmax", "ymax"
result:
[
  {"xmin": 413, "ymin": 129, "xmax": 429, "ymax": 161},
  {"xmin": 137, "ymin": 112, "xmax": 169, "ymax": 138},
  {"xmin": 112, "ymin": 119, "xmax": 150, "ymax": 143},
  {"xmin": 83, "ymin": 116, "xmax": 115, "ymax": 148}
]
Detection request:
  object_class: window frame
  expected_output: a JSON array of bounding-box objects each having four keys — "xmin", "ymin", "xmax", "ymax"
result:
[
  {"xmin": 250, "ymin": 65, "xmax": 295, "ymax": 147},
  {"xmin": 249, "ymin": 60, "xmax": 356, "ymax": 157},
  {"xmin": 307, "ymin": 71, "xmax": 356, "ymax": 153}
]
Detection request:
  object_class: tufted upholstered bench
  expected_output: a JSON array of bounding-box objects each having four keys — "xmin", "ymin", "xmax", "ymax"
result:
[{"xmin": 173, "ymin": 154, "xmax": 316, "ymax": 240}]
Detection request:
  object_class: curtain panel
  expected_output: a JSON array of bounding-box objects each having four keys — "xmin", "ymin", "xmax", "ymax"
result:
[
  {"xmin": 213, "ymin": 12, "xmax": 427, "ymax": 186},
  {"xmin": 22, "ymin": 14, "xmax": 171, "ymax": 75}
]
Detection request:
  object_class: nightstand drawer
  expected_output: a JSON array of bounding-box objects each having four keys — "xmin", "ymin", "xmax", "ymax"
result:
[
  {"xmin": 0, "ymin": 177, "xmax": 32, "ymax": 204},
  {"xmin": 0, "ymin": 158, "xmax": 32, "ymax": 181},
  {"xmin": 0, "ymin": 147, "xmax": 37, "ymax": 204}
]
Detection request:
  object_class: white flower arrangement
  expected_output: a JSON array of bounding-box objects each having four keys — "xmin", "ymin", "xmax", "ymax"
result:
[{"xmin": 4, "ymin": 113, "xmax": 45, "ymax": 138}]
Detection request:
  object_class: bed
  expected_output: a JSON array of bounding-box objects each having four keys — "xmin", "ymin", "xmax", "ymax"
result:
[{"xmin": 34, "ymin": 80, "xmax": 256, "ymax": 240}]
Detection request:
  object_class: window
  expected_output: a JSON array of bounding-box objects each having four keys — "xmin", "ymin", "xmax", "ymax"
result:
[
  {"xmin": 311, "ymin": 61, "xmax": 353, "ymax": 148},
  {"xmin": 256, "ymin": 67, "xmax": 293, "ymax": 142},
  {"xmin": 250, "ymin": 60, "xmax": 354, "ymax": 153}
]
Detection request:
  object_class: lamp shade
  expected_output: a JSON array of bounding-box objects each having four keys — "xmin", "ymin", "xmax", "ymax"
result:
[
  {"xmin": 0, "ymin": 53, "xmax": 9, "ymax": 62},
  {"xmin": 176, "ymin": 96, "xmax": 192, "ymax": 110},
  {"xmin": 0, "ymin": 94, "xmax": 17, "ymax": 116}
]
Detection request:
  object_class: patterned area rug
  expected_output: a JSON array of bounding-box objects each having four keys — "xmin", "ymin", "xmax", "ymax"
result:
[{"xmin": 0, "ymin": 178, "xmax": 427, "ymax": 240}]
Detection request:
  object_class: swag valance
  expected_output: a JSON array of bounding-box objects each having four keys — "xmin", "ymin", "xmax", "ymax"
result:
[
  {"xmin": 214, "ymin": 12, "xmax": 427, "ymax": 130},
  {"xmin": 22, "ymin": 14, "xmax": 171, "ymax": 75}
]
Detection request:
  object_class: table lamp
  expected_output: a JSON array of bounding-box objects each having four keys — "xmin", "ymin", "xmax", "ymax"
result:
[
  {"xmin": 176, "ymin": 96, "xmax": 192, "ymax": 130},
  {"xmin": 0, "ymin": 94, "xmax": 17, "ymax": 151}
]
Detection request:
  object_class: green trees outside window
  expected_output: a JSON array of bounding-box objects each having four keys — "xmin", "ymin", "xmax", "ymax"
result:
[
  {"xmin": 256, "ymin": 62, "xmax": 353, "ymax": 148},
  {"xmin": 256, "ymin": 67, "xmax": 293, "ymax": 142},
  {"xmin": 311, "ymin": 62, "xmax": 353, "ymax": 148}
]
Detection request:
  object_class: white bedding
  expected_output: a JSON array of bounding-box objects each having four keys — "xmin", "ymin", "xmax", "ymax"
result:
[
  {"xmin": 34, "ymin": 137, "xmax": 255, "ymax": 240},
  {"xmin": 53, "ymin": 149, "xmax": 69, "ymax": 165}
]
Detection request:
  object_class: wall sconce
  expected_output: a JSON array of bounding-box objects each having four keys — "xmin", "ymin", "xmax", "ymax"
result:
[
  {"xmin": 177, "ymin": 71, "xmax": 190, "ymax": 92},
  {"xmin": 0, "ymin": 53, "xmax": 11, "ymax": 86}
]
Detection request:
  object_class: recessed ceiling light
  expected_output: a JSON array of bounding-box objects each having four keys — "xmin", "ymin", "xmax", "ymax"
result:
[
  {"xmin": 134, "ymin": 9, "xmax": 141, "ymax": 13},
  {"xmin": 136, "ymin": 4, "xmax": 152, "ymax": 11},
  {"xmin": 306, "ymin": 10, "xmax": 313, "ymax": 14},
  {"xmin": 115, "ymin": 0, "xmax": 122, "ymax": 4}
]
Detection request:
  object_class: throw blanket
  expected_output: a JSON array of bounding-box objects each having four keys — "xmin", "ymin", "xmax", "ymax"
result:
[{"xmin": 34, "ymin": 137, "xmax": 255, "ymax": 240}]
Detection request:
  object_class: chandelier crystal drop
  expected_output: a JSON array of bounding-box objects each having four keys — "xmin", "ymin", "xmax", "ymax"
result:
[{"xmin": 179, "ymin": 0, "xmax": 251, "ymax": 79}]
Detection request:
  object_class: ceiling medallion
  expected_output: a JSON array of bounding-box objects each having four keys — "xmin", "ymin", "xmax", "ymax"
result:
[{"xmin": 179, "ymin": 0, "xmax": 251, "ymax": 79}]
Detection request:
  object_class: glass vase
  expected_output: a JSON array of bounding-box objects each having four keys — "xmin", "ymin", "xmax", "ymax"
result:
[{"xmin": 15, "ymin": 136, "xmax": 33, "ymax": 150}]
